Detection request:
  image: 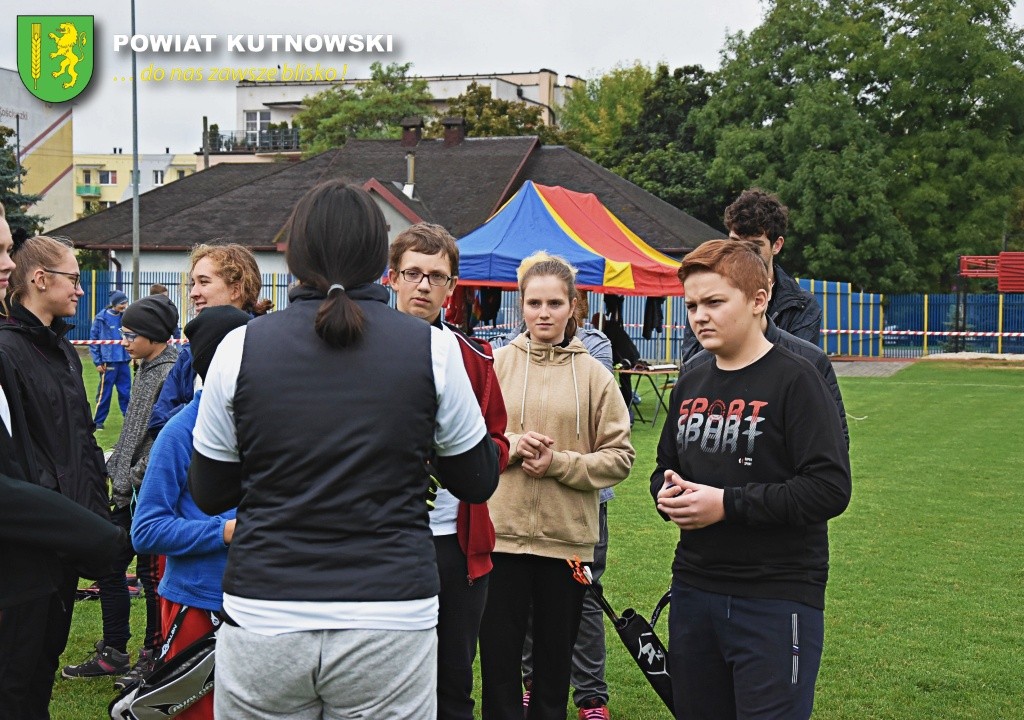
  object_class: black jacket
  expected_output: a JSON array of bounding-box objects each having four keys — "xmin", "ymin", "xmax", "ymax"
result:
[
  {"xmin": 681, "ymin": 316, "xmax": 849, "ymax": 448},
  {"xmin": 0, "ymin": 305, "xmax": 110, "ymax": 515},
  {"xmin": 679, "ymin": 262, "xmax": 823, "ymax": 363},
  {"xmin": 0, "ymin": 311, "xmax": 122, "ymax": 608}
]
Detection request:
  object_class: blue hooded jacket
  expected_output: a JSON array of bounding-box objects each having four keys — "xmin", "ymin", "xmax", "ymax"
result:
[{"xmin": 89, "ymin": 307, "xmax": 131, "ymax": 365}]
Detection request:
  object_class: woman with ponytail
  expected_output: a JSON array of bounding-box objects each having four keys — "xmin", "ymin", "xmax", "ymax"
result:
[{"xmin": 188, "ymin": 179, "xmax": 499, "ymax": 719}]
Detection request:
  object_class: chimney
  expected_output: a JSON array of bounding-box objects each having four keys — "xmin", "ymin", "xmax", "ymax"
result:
[
  {"xmin": 442, "ymin": 116, "xmax": 466, "ymax": 147},
  {"xmin": 400, "ymin": 116, "xmax": 424, "ymax": 147},
  {"xmin": 403, "ymin": 151, "xmax": 416, "ymax": 199}
]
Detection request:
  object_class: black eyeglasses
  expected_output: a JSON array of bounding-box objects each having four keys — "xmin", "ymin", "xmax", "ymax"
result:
[
  {"xmin": 399, "ymin": 269, "xmax": 453, "ymax": 287},
  {"xmin": 43, "ymin": 268, "xmax": 81, "ymax": 289},
  {"xmin": 120, "ymin": 329, "xmax": 139, "ymax": 342}
]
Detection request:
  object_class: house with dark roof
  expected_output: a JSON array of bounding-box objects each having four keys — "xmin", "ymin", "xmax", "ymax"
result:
[{"xmin": 50, "ymin": 118, "xmax": 723, "ymax": 274}]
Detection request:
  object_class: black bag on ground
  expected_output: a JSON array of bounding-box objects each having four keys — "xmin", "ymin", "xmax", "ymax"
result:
[
  {"xmin": 108, "ymin": 633, "xmax": 215, "ymax": 719},
  {"xmin": 569, "ymin": 558, "xmax": 674, "ymax": 713},
  {"xmin": 610, "ymin": 590, "xmax": 673, "ymax": 713}
]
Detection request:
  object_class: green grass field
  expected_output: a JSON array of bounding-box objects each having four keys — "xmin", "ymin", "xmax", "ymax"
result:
[{"xmin": 51, "ymin": 359, "xmax": 1024, "ymax": 718}]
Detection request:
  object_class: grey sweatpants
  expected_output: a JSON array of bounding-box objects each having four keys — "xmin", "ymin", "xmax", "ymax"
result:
[{"xmin": 214, "ymin": 622, "xmax": 437, "ymax": 719}]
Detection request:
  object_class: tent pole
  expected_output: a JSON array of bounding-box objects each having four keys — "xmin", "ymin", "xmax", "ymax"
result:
[{"xmin": 664, "ymin": 298, "xmax": 673, "ymax": 363}]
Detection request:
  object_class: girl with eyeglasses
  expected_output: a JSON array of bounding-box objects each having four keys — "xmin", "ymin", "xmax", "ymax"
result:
[{"xmin": 0, "ymin": 233, "xmax": 121, "ymax": 717}]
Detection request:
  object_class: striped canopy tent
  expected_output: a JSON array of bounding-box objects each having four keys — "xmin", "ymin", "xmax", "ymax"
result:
[{"xmin": 457, "ymin": 181, "xmax": 684, "ymax": 296}]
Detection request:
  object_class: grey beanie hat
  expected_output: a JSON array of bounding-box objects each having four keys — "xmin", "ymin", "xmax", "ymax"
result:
[{"xmin": 121, "ymin": 294, "xmax": 179, "ymax": 342}]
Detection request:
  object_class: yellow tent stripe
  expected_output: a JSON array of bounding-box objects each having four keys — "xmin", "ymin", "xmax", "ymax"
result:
[
  {"xmin": 535, "ymin": 190, "xmax": 598, "ymax": 252},
  {"xmin": 605, "ymin": 208, "xmax": 681, "ymax": 267},
  {"xmin": 534, "ymin": 190, "xmax": 637, "ymax": 290},
  {"xmin": 603, "ymin": 260, "xmax": 634, "ymax": 289}
]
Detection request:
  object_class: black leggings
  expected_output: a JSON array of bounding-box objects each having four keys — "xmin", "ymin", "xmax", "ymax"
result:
[
  {"xmin": 479, "ymin": 553, "xmax": 586, "ymax": 720},
  {"xmin": 96, "ymin": 506, "xmax": 162, "ymax": 652}
]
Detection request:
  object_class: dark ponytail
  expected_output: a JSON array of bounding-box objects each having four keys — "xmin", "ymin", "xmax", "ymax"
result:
[
  {"xmin": 314, "ymin": 286, "xmax": 364, "ymax": 348},
  {"xmin": 284, "ymin": 180, "xmax": 388, "ymax": 348}
]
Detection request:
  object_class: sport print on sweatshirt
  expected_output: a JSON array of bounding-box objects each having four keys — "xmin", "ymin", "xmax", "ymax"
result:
[{"xmin": 676, "ymin": 396, "xmax": 768, "ymax": 458}]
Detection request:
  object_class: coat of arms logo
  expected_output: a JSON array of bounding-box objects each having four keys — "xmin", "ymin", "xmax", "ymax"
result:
[{"xmin": 17, "ymin": 16, "xmax": 95, "ymax": 102}]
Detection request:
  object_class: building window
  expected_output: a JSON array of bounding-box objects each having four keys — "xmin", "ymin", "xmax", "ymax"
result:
[
  {"xmin": 82, "ymin": 169, "xmax": 92, "ymax": 184},
  {"xmin": 102, "ymin": 201, "xmax": 117, "ymax": 209},
  {"xmin": 177, "ymin": 169, "xmax": 186, "ymax": 180},
  {"xmin": 244, "ymin": 110, "xmax": 270, "ymax": 144},
  {"xmin": 153, "ymin": 170, "xmax": 164, "ymax": 185},
  {"xmin": 98, "ymin": 170, "xmax": 117, "ymax": 185}
]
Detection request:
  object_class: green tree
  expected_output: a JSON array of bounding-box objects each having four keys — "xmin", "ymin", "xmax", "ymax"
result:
[
  {"xmin": 430, "ymin": 82, "xmax": 562, "ymax": 143},
  {"xmin": 558, "ymin": 62, "xmax": 653, "ymax": 164},
  {"xmin": 0, "ymin": 126, "xmax": 45, "ymax": 238},
  {"xmin": 294, "ymin": 62, "xmax": 433, "ymax": 155},
  {"xmin": 611, "ymin": 64, "xmax": 724, "ymax": 229},
  {"xmin": 695, "ymin": 0, "xmax": 1024, "ymax": 291}
]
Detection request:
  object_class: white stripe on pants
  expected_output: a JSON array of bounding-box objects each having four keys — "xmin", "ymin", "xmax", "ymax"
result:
[{"xmin": 214, "ymin": 623, "xmax": 437, "ymax": 719}]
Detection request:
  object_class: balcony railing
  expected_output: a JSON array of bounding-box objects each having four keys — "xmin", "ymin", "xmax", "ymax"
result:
[
  {"xmin": 205, "ymin": 128, "xmax": 301, "ymax": 154},
  {"xmin": 76, "ymin": 185, "xmax": 102, "ymax": 197}
]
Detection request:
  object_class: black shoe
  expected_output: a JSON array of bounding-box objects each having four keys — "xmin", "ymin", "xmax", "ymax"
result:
[
  {"xmin": 61, "ymin": 640, "xmax": 130, "ymax": 678},
  {"xmin": 114, "ymin": 647, "xmax": 156, "ymax": 691}
]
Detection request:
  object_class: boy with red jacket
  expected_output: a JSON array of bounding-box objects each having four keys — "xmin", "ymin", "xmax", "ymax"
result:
[{"xmin": 387, "ymin": 223, "xmax": 509, "ymax": 720}]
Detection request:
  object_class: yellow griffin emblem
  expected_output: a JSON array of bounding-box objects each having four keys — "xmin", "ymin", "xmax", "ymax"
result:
[{"xmin": 49, "ymin": 22, "xmax": 88, "ymax": 89}]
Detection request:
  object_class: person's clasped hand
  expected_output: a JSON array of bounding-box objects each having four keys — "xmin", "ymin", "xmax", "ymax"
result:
[
  {"xmin": 656, "ymin": 469, "xmax": 725, "ymax": 530},
  {"xmin": 517, "ymin": 431, "xmax": 555, "ymax": 478}
]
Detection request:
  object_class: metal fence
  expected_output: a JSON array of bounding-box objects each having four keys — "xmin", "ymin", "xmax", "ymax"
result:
[
  {"xmin": 882, "ymin": 292, "xmax": 1024, "ymax": 358},
  {"xmin": 68, "ymin": 271, "xmax": 293, "ymax": 340},
  {"xmin": 68, "ymin": 272, "xmax": 1024, "ymax": 361}
]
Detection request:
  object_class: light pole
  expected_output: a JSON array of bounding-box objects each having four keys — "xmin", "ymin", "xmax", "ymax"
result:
[{"xmin": 130, "ymin": 0, "xmax": 140, "ymax": 300}]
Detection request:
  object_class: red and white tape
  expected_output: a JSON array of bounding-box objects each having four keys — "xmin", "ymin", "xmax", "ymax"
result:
[
  {"xmin": 822, "ymin": 329, "xmax": 1024, "ymax": 338},
  {"xmin": 70, "ymin": 339, "xmax": 189, "ymax": 345}
]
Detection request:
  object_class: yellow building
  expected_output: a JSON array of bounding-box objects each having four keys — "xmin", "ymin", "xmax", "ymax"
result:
[
  {"xmin": 1, "ymin": 67, "xmax": 76, "ymax": 229},
  {"xmin": 73, "ymin": 151, "xmax": 196, "ymax": 218}
]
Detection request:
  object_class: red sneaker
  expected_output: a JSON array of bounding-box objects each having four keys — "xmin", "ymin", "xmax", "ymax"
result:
[{"xmin": 578, "ymin": 704, "xmax": 611, "ymax": 720}]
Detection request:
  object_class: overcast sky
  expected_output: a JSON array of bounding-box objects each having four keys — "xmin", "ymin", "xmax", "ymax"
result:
[{"xmin": 4, "ymin": 1, "xmax": 1024, "ymax": 154}]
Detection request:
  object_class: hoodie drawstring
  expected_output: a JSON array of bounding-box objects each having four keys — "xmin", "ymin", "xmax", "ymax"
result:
[
  {"xmin": 571, "ymin": 353, "xmax": 580, "ymax": 438},
  {"xmin": 519, "ymin": 336, "xmax": 582, "ymax": 439},
  {"xmin": 519, "ymin": 336, "xmax": 531, "ymax": 430}
]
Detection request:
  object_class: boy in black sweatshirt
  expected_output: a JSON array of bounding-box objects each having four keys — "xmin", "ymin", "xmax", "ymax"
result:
[{"xmin": 651, "ymin": 239, "xmax": 850, "ymax": 720}]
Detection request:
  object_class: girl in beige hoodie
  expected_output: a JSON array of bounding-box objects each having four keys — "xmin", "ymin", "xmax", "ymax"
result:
[{"xmin": 479, "ymin": 254, "xmax": 634, "ymax": 720}]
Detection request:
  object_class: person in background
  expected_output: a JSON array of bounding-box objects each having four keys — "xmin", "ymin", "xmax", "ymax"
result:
[
  {"xmin": 71, "ymin": 295, "xmax": 180, "ymax": 692},
  {"xmin": 678, "ymin": 188, "xmax": 822, "ymax": 363},
  {"xmin": 149, "ymin": 283, "xmax": 181, "ymax": 340},
  {"xmin": 480, "ymin": 252, "xmax": 634, "ymax": 720},
  {"xmin": 90, "ymin": 289, "xmax": 132, "ymax": 430},
  {"xmin": 652, "ymin": 239, "xmax": 850, "ymax": 719},
  {"xmin": 147, "ymin": 244, "xmax": 272, "ymax": 437},
  {"xmin": 132, "ymin": 305, "xmax": 251, "ymax": 720},
  {"xmin": 387, "ymin": 222, "xmax": 509, "ymax": 720},
  {"xmin": 189, "ymin": 181, "xmax": 497, "ymax": 718},
  {"xmin": 0, "ymin": 231, "xmax": 118, "ymax": 716}
]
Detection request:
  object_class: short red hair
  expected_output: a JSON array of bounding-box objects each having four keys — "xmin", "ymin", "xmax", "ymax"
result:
[{"xmin": 678, "ymin": 239, "xmax": 770, "ymax": 300}]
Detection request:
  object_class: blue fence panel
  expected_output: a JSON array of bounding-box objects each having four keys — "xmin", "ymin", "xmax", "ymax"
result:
[
  {"xmin": 63, "ymin": 271, "xmax": 1024, "ymax": 359},
  {"xmin": 884, "ymin": 294, "xmax": 924, "ymax": 358},
  {"xmin": 1005, "ymin": 294, "xmax": 1024, "ymax": 354},
  {"xmin": 65, "ymin": 271, "xmax": 292, "ymax": 342}
]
